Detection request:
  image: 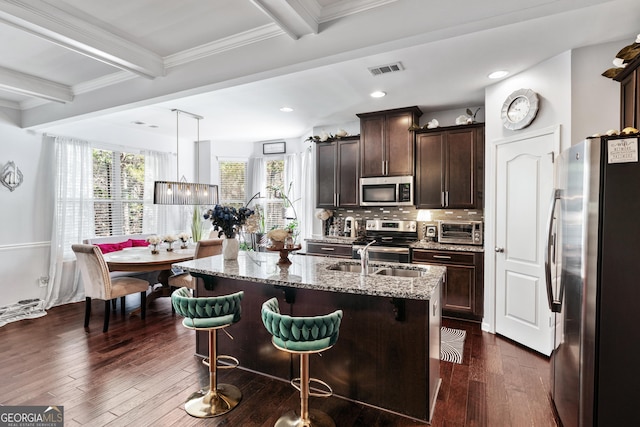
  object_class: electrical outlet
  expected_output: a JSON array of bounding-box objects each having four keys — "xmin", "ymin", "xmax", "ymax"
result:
[{"xmin": 38, "ymin": 276, "xmax": 49, "ymax": 287}]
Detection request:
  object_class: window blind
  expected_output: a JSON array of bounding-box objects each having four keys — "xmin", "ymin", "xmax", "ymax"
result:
[
  {"xmin": 93, "ymin": 149, "xmax": 145, "ymax": 236},
  {"xmin": 265, "ymin": 160, "xmax": 285, "ymax": 231},
  {"xmin": 219, "ymin": 160, "xmax": 247, "ymax": 208}
]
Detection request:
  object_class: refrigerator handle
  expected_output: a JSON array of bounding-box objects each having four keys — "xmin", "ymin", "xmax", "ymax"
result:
[{"xmin": 545, "ymin": 188, "xmax": 562, "ymax": 313}]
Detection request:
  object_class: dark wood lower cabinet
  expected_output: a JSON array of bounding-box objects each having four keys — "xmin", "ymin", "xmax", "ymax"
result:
[
  {"xmin": 305, "ymin": 242, "xmax": 353, "ymax": 258},
  {"xmin": 194, "ymin": 273, "xmax": 441, "ymax": 422},
  {"xmin": 412, "ymin": 249, "xmax": 484, "ymax": 322}
]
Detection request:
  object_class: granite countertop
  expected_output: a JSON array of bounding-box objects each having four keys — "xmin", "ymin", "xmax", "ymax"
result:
[
  {"xmin": 174, "ymin": 251, "xmax": 444, "ymax": 301},
  {"xmin": 305, "ymin": 236, "xmax": 356, "ymax": 244},
  {"xmin": 411, "ymin": 241, "xmax": 485, "ymax": 253}
]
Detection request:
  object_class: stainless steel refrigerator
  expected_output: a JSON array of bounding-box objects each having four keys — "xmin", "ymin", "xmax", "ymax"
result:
[{"xmin": 545, "ymin": 135, "xmax": 640, "ymax": 427}]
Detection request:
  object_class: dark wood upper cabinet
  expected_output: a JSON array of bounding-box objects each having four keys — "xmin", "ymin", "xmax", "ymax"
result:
[
  {"xmin": 615, "ymin": 56, "xmax": 640, "ymax": 130},
  {"xmin": 357, "ymin": 106, "xmax": 422, "ymax": 177},
  {"xmin": 316, "ymin": 136, "xmax": 360, "ymax": 208},
  {"xmin": 415, "ymin": 123, "xmax": 484, "ymax": 209}
]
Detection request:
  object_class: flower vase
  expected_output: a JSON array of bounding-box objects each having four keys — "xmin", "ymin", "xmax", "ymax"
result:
[
  {"xmin": 150, "ymin": 244, "xmax": 159, "ymax": 255},
  {"xmin": 166, "ymin": 242, "xmax": 174, "ymax": 252},
  {"xmin": 222, "ymin": 236, "xmax": 239, "ymax": 260},
  {"xmin": 180, "ymin": 240, "xmax": 188, "ymax": 249}
]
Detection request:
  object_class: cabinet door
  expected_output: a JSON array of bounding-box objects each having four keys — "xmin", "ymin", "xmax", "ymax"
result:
[
  {"xmin": 445, "ymin": 128, "xmax": 476, "ymax": 208},
  {"xmin": 316, "ymin": 142, "xmax": 337, "ymax": 208},
  {"xmin": 415, "ymin": 133, "xmax": 445, "ymax": 208},
  {"xmin": 337, "ymin": 139, "xmax": 359, "ymax": 206},
  {"xmin": 443, "ymin": 265, "xmax": 475, "ymax": 315},
  {"xmin": 620, "ymin": 70, "xmax": 638, "ymax": 129},
  {"xmin": 386, "ymin": 111, "xmax": 415, "ymax": 176},
  {"xmin": 360, "ymin": 116, "xmax": 385, "ymax": 177}
]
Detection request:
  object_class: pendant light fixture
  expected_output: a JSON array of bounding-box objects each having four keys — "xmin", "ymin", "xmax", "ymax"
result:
[{"xmin": 153, "ymin": 109, "xmax": 218, "ymax": 205}]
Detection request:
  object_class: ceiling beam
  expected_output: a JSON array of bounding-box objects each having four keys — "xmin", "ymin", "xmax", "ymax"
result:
[
  {"xmin": 250, "ymin": 0, "xmax": 319, "ymax": 39},
  {"xmin": 0, "ymin": 65, "xmax": 73, "ymax": 103},
  {"xmin": 0, "ymin": 0, "xmax": 164, "ymax": 79}
]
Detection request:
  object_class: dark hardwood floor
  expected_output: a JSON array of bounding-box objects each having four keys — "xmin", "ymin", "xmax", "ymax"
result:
[{"xmin": 0, "ymin": 296, "xmax": 559, "ymax": 426}]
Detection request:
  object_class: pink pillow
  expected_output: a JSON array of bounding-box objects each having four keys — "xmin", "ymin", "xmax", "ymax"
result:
[
  {"xmin": 96, "ymin": 240, "xmax": 133, "ymax": 254},
  {"xmin": 129, "ymin": 239, "xmax": 149, "ymax": 247},
  {"xmin": 96, "ymin": 243, "xmax": 122, "ymax": 254}
]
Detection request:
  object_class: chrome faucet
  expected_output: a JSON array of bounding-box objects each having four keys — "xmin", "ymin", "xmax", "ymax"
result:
[{"xmin": 357, "ymin": 240, "xmax": 376, "ymax": 276}]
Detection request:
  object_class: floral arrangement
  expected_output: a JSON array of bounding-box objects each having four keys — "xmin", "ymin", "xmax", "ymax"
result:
[
  {"xmin": 204, "ymin": 205, "xmax": 254, "ymax": 238},
  {"xmin": 178, "ymin": 232, "xmax": 190, "ymax": 243},
  {"xmin": 147, "ymin": 235, "xmax": 162, "ymax": 245},
  {"xmin": 163, "ymin": 234, "xmax": 177, "ymax": 243}
]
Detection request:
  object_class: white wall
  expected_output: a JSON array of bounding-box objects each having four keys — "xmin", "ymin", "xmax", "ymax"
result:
[
  {"xmin": 0, "ymin": 110, "xmax": 53, "ymax": 307},
  {"xmin": 482, "ymin": 40, "xmax": 626, "ymax": 333}
]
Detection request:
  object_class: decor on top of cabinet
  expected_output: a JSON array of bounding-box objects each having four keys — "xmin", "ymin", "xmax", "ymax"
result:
[
  {"xmin": 1, "ymin": 161, "xmax": 23, "ymax": 192},
  {"xmin": 306, "ymin": 130, "xmax": 357, "ymax": 143},
  {"xmin": 425, "ymin": 119, "xmax": 439, "ymax": 129},
  {"xmin": 602, "ymin": 33, "xmax": 640, "ymax": 79},
  {"xmin": 455, "ymin": 108, "xmax": 481, "ymax": 126}
]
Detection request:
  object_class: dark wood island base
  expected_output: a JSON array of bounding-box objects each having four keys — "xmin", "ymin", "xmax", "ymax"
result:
[{"xmin": 179, "ymin": 253, "xmax": 443, "ymax": 423}]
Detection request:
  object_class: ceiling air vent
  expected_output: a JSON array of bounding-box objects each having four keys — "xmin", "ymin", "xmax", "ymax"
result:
[{"xmin": 368, "ymin": 62, "xmax": 404, "ymax": 76}]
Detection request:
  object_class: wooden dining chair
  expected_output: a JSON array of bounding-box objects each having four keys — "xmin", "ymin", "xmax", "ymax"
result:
[
  {"xmin": 72, "ymin": 244, "xmax": 150, "ymax": 332},
  {"xmin": 168, "ymin": 239, "xmax": 223, "ymax": 291}
]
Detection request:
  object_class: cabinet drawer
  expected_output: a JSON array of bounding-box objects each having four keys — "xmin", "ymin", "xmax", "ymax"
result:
[
  {"xmin": 307, "ymin": 242, "xmax": 353, "ymax": 258},
  {"xmin": 412, "ymin": 249, "xmax": 475, "ymax": 265}
]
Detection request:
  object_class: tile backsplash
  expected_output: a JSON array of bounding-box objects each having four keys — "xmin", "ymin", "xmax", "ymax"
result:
[{"xmin": 324, "ymin": 207, "xmax": 484, "ymax": 239}]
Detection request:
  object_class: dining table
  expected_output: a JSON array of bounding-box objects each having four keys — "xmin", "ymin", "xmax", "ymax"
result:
[{"xmin": 102, "ymin": 245, "xmax": 196, "ymax": 311}]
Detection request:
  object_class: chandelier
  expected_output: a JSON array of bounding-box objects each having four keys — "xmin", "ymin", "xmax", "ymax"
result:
[{"xmin": 153, "ymin": 109, "xmax": 218, "ymax": 205}]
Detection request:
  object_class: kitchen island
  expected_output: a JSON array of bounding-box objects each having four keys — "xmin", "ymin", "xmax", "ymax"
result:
[{"xmin": 174, "ymin": 251, "xmax": 445, "ymax": 423}]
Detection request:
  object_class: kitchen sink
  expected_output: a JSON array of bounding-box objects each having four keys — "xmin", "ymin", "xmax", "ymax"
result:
[
  {"xmin": 374, "ymin": 268, "xmax": 425, "ymax": 277},
  {"xmin": 326, "ymin": 263, "xmax": 425, "ymax": 277},
  {"xmin": 326, "ymin": 263, "xmax": 378, "ymax": 274}
]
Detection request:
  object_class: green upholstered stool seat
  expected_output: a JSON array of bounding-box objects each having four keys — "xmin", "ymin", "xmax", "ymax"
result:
[
  {"xmin": 172, "ymin": 287, "xmax": 243, "ymax": 329},
  {"xmin": 261, "ymin": 297, "xmax": 343, "ymax": 427},
  {"xmin": 261, "ymin": 297, "xmax": 342, "ymax": 353},
  {"xmin": 171, "ymin": 287, "xmax": 244, "ymax": 419}
]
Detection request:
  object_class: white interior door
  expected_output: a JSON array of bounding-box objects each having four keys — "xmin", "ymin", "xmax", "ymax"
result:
[{"xmin": 495, "ymin": 129, "xmax": 557, "ymax": 356}]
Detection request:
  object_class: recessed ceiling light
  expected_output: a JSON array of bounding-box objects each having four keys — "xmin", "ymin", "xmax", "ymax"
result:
[
  {"xmin": 370, "ymin": 91, "xmax": 386, "ymax": 98},
  {"xmin": 280, "ymin": 107, "xmax": 294, "ymax": 112},
  {"xmin": 488, "ymin": 70, "xmax": 509, "ymax": 79}
]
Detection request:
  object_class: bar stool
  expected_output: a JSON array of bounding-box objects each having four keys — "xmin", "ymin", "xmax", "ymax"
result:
[
  {"xmin": 261, "ymin": 297, "xmax": 343, "ymax": 427},
  {"xmin": 171, "ymin": 287, "xmax": 244, "ymax": 418}
]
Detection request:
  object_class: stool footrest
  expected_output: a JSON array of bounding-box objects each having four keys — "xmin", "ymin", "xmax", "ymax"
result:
[
  {"xmin": 290, "ymin": 377, "xmax": 333, "ymax": 398},
  {"xmin": 202, "ymin": 355, "xmax": 239, "ymax": 370}
]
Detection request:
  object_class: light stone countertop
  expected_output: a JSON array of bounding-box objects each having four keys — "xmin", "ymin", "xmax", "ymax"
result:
[
  {"xmin": 305, "ymin": 236, "xmax": 356, "ymax": 244},
  {"xmin": 411, "ymin": 241, "xmax": 485, "ymax": 252},
  {"xmin": 173, "ymin": 251, "xmax": 444, "ymax": 301}
]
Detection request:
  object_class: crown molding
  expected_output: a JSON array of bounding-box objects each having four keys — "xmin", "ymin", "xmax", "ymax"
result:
[
  {"xmin": 319, "ymin": 0, "xmax": 398, "ymax": 22},
  {"xmin": 0, "ymin": 0, "xmax": 164, "ymax": 78},
  {"xmin": 165, "ymin": 24, "xmax": 285, "ymax": 68},
  {"xmin": 0, "ymin": 65, "xmax": 73, "ymax": 103},
  {"xmin": 0, "ymin": 98, "xmax": 20, "ymax": 109}
]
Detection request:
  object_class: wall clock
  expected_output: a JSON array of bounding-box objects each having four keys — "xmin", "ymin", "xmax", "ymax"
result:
[{"xmin": 501, "ymin": 88, "xmax": 539, "ymax": 130}]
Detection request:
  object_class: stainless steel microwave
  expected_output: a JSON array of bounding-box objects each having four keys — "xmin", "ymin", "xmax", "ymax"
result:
[
  {"xmin": 438, "ymin": 220, "xmax": 483, "ymax": 245},
  {"xmin": 360, "ymin": 176, "xmax": 413, "ymax": 206}
]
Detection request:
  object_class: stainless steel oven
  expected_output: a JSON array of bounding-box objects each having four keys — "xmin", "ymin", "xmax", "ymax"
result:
[{"xmin": 352, "ymin": 219, "xmax": 417, "ymax": 263}]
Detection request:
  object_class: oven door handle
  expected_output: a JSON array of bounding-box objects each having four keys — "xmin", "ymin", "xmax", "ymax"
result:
[{"xmin": 353, "ymin": 246, "xmax": 409, "ymax": 254}]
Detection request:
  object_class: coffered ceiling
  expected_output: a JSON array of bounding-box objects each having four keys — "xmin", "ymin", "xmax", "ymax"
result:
[{"xmin": 1, "ymin": 0, "xmax": 639, "ymax": 144}]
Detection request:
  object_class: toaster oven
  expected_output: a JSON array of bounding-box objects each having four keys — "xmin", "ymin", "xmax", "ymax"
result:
[{"xmin": 438, "ymin": 220, "xmax": 483, "ymax": 245}]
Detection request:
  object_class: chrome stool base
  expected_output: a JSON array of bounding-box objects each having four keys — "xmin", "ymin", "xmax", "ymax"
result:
[
  {"xmin": 184, "ymin": 383, "xmax": 242, "ymax": 418},
  {"xmin": 275, "ymin": 409, "xmax": 336, "ymax": 427}
]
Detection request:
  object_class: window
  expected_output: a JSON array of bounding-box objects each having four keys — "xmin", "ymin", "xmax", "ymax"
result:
[
  {"xmin": 265, "ymin": 159, "xmax": 285, "ymax": 231},
  {"xmin": 93, "ymin": 149, "xmax": 145, "ymax": 236},
  {"xmin": 219, "ymin": 160, "xmax": 247, "ymax": 208}
]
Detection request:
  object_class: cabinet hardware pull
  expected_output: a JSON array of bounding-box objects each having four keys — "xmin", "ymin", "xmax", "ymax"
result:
[
  {"xmin": 336, "ymin": 193, "xmax": 340, "ymax": 206},
  {"xmin": 433, "ymin": 255, "xmax": 452, "ymax": 259},
  {"xmin": 441, "ymin": 192, "xmax": 445, "ymax": 206},
  {"xmin": 320, "ymin": 247, "xmax": 335, "ymax": 251},
  {"xmin": 495, "ymin": 247, "xmax": 505, "ymax": 253},
  {"xmin": 445, "ymin": 191, "xmax": 449, "ymax": 206}
]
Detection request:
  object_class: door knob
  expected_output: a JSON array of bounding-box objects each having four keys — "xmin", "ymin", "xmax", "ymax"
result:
[{"xmin": 495, "ymin": 247, "xmax": 505, "ymax": 253}]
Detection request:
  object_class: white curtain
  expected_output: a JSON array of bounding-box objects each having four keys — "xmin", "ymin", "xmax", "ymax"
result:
[
  {"xmin": 285, "ymin": 150, "xmax": 312, "ymax": 241},
  {"xmin": 45, "ymin": 135, "xmax": 94, "ymax": 309},
  {"xmin": 142, "ymin": 150, "xmax": 177, "ymax": 234},
  {"xmin": 248, "ymin": 157, "xmax": 265, "ymax": 199}
]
